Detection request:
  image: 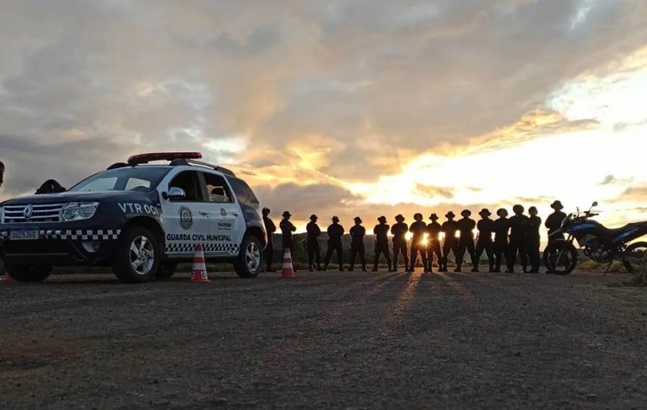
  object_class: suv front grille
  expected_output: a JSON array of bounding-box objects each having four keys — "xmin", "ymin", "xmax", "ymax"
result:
[{"xmin": 3, "ymin": 203, "xmax": 64, "ymax": 223}]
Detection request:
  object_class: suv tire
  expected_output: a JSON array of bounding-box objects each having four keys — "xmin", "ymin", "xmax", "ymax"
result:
[
  {"xmin": 156, "ymin": 261, "xmax": 178, "ymax": 279},
  {"xmin": 4, "ymin": 262, "xmax": 52, "ymax": 282},
  {"xmin": 234, "ymin": 235, "xmax": 262, "ymax": 278},
  {"xmin": 112, "ymin": 226, "xmax": 162, "ymax": 283}
]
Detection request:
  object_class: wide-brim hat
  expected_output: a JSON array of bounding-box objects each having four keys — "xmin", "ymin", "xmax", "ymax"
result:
[
  {"xmin": 479, "ymin": 208, "xmax": 491, "ymax": 216},
  {"xmin": 445, "ymin": 211, "xmax": 455, "ymax": 218},
  {"xmin": 395, "ymin": 214, "xmax": 405, "ymax": 221},
  {"xmin": 331, "ymin": 216, "xmax": 340, "ymax": 221},
  {"xmin": 282, "ymin": 211, "xmax": 291, "ymax": 217},
  {"xmin": 378, "ymin": 215, "xmax": 387, "ymax": 222},
  {"xmin": 461, "ymin": 209, "xmax": 471, "ymax": 217},
  {"xmin": 310, "ymin": 214, "xmax": 318, "ymax": 220},
  {"xmin": 550, "ymin": 200, "xmax": 564, "ymax": 210},
  {"xmin": 354, "ymin": 216, "xmax": 362, "ymax": 223},
  {"xmin": 496, "ymin": 208, "xmax": 508, "ymax": 217},
  {"xmin": 429, "ymin": 213, "xmax": 439, "ymax": 220}
]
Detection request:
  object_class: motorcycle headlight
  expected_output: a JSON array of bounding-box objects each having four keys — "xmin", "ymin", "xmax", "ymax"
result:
[{"xmin": 61, "ymin": 202, "xmax": 99, "ymax": 222}]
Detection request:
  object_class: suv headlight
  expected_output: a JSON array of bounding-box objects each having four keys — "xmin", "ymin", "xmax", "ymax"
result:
[{"xmin": 61, "ymin": 202, "xmax": 99, "ymax": 222}]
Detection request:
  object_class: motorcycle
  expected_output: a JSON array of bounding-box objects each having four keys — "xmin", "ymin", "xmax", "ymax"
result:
[{"xmin": 543, "ymin": 202, "xmax": 647, "ymax": 275}]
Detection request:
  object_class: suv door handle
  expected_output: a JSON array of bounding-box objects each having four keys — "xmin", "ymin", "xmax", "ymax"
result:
[{"xmin": 199, "ymin": 211, "xmax": 209, "ymax": 216}]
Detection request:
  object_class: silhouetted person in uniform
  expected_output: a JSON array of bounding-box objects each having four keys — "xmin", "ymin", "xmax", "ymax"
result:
[
  {"xmin": 492, "ymin": 208, "xmax": 510, "ymax": 273},
  {"xmin": 391, "ymin": 214, "xmax": 409, "ymax": 271},
  {"xmin": 0, "ymin": 161, "xmax": 5, "ymax": 188},
  {"xmin": 506, "ymin": 205, "xmax": 529, "ymax": 273},
  {"xmin": 306, "ymin": 214, "xmax": 322, "ymax": 271},
  {"xmin": 474, "ymin": 208, "xmax": 495, "ymax": 272},
  {"xmin": 526, "ymin": 206, "xmax": 542, "ymax": 273},
  {"xmin": 373, "ymin": 216, "xmax": 392, "ymax": 271},
  {"xmin": 440, "ymin": 212, "xmax": 459, "ymax": 272},
  {"xmin": 425, "ymin": 213, "xmax": 443, "ymax": 273},
  {"xmin": 280, "ymin": 211, "xmax": 297, "ymax": 271},
  {"xmin": 324, "ymin": 216, "xmax": 345, "ymax": 271},
  {"xmin": 545, "ymin": 200, "xmax": 566, "ymax": 273},
  {"xmin": 456, "ymin": 209, "xmax": 477, "ymax": 272},
  {"xmin": 349, "ymin": 217, "xmax": 367, "ymax": 271},
  {"xmin": 407, "ymin": 213, "xmax": 427, "ymax": 272},
  {"xmin": 262, "ymin": 208, "xmax": 277, "ymax": 272}
]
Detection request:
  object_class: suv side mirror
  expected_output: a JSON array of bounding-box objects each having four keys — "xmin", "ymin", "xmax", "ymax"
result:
[
  {"xmin": 163, "ymin": 187, "xmax": 186, "ymax": 200},
  {"xmin": 592, "ymin": 201, "xmax": 598, "ymax": 207}
]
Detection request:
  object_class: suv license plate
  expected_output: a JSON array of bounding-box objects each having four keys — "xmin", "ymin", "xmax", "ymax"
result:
[{"xmin": 10, "ymin": 228, "xmax": 40, "ymax": 241}]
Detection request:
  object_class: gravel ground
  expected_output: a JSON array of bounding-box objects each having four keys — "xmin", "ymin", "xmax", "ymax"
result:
[{"xmin": 1, "ymin": 270, "xmax": 647, "ymax": 409}]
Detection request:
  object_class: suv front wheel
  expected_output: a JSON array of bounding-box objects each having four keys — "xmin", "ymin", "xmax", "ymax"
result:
[
  {"xmin": 4, "ymin": 261, "xmax": 52, "ymax": 282},
  {"xmin": 234, "ymin": 235, "xmax": 262, "ymax": 278},
  {"xmin": 112, "ymin": 226, "xmax": 162, "ymax": 283}
]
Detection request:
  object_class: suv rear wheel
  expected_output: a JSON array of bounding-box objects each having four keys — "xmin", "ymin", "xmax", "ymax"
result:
[
  {"xmin": 112, "ymin": 226, "xmax": 161, "ymax": 283},
  {"xmin": 234, "ymin": 235, "xmax": 262, "ymax": 278}
]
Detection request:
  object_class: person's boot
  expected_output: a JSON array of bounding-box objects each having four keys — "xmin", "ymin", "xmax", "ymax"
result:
[
  {"xmin": 372, "ymin": 265, "xmax": 378, "ymax": 272},
  {"xmin": 471, "ymin": 266, "xmax": 479, "ymax": 273},
  {"xmin": 362, "ymin": 265, "xmax": 367, "ymax": 272},
  {"xmin": 339, "ymin": 265, "xmax": 345, "ymax": 272},
  {"xmin": 309, "ymin": 264, "xmax": 314, "ymax": 272},
  {"xmin": 489, "ymin": 265, "xmax": 495, "ymax": 272},
  {"xmin": 454, "ymin": 265, "xmax": 461, "ymax": 272}
]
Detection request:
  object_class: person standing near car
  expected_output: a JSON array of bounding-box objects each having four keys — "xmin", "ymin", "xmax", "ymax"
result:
[
  {"xmin": 506, "ymin": 204, "xmax": 529, "ymax": 273},
  {"xmin": 306, "ymin": 214, "xmax": 322, "ymax": 271},
  {"xmin": 492, "ymin": 208, "xmax": 510, "ymax": 273},
  {"xmin": 526, "ymin": 206, "xmax": 542, "ymax": 273},
  {"xmin": 391, "ymin": 214, "xmax": 409, "ymax": 272},
  {"xmin": 280, "ymin": 211, "xmax": 297, "ymax": 271},
  {"xmin": 545, "ymin": 200, "xmax": 566, "ymax": 273},
  {"xmin": 455, "ymin": 209, "xmax": 477, "ymax": 272},
  {"xmin": 408, "ymin": 213, "xmax": 427, "ymax": 272},
  {"xmin": 324, "ymin": 216, "xmax": 345, "ymax": 271},
  {"xmin": 262, "ymin": 207, "xmax": 277, "ymax": 272},
  {"xmin": 440, "ymin": 211, "xmax": 459, "ymax": 272},
  {"xmin": 373, "ymin": 216, "xmax": 392, "ymax": 271},
  {"xmin": 474, "ymin": 208, "xmax": 495, "ymax": 272},
  {"xmin": 349, "ymin": 217, "xmax": 367, "ymax": 271},
  {"xmin": 425, "ymin": 213, "xmax": 443, "ymax": 273}
]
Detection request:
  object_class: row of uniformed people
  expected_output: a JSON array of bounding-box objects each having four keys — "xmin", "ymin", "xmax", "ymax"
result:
[{"xmin": 261, "ymin": 200, "xmax": 566, "ymax": 273}]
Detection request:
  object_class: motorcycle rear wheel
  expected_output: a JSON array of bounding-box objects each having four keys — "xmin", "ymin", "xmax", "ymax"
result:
[
  {"xmin": 622, "ymin": 241, "xmax": 647, "ymax": 274},
  {"xmin": 543, "ymin": 240, "xmax": 578, "ymax": 275}
]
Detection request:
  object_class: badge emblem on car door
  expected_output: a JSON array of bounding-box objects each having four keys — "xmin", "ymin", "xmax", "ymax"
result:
[
  {"xmin": 221, "ymin": 208, "xmax": 226, "ymax": 216},
  {"xmin": 179, "ymin": 206, "xmax": 193, "ymax": 230}
]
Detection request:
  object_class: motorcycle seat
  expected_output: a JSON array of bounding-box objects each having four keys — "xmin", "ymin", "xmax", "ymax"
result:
[{"xmin": 599, "ymin": 222, "xmax": 645, "ymax": 237}]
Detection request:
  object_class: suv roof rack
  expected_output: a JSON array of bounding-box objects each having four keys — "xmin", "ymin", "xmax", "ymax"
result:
[{"xmin": 124, "ymin": 152, "xmax": 236, "ymax": 177}]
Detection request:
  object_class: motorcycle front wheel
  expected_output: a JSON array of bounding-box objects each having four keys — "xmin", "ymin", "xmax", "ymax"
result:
[
  {"xmin": 622, "ymin": 241, "xmax": 647, "ymax": 274},
  {"xmin": 543, "ymin": 240, "xmax": 578, "ymax": 275}
]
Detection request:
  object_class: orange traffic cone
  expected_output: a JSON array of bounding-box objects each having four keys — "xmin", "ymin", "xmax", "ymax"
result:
[
  {"xmin": 190, "ymin": 244, "xmax": 211, "ymax": 283},
  {"xmin": 281, "ymin": 248, "xmax": 295, "ymax": 278}
]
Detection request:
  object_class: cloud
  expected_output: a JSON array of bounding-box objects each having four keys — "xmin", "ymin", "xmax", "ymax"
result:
[
  {"xmin": 1, "ymin": 0, "xmax": 646, "ymax": 212},
  {"xmin": 414, "ymin": 183, "xmax": 454, "ymax": 199}
]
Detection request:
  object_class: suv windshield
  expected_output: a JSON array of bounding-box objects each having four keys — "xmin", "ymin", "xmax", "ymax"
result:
[{"xmin": 69, "ymin": 167, "xmax": 170, "ymax": 193}]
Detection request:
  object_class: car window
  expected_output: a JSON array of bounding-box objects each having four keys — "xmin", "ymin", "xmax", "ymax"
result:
[
  {"xmin": 70, "ymin": 167, "xmax": 169, "ymax": 192},
  {"xmin": 227, "ymin": 177, "xmax": 259, "ymax": 205},
  {"xmin": 168, "ymin": 171, "xmax": 204, "ymax": 202},
  {"xmin": 202, "ymin": 172, "xmax": 234, "ymax": 203}
]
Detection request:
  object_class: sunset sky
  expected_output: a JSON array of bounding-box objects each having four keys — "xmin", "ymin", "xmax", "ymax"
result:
[{"xmin": 1, "ymin": 0, "xmax": 647, "ymax": 239}]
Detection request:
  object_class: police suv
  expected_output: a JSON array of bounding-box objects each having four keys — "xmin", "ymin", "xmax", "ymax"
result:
[{"xmin": 0, "ymin": 152, "xmax": 267, "ymax": 283}]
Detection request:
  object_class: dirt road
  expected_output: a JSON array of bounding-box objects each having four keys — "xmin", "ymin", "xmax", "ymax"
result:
[{"xmin": 1, "ymin": 271, "xmax": 646, "ymax": 409}]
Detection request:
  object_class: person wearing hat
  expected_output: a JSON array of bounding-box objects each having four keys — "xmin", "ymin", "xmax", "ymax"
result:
[
  {"xmin": 373, "ymin": 216, "xmax": 392, "ymax": 271},
  {"xmin": 280, "ymin": 211, "xmax": 297, "ymax": 271},
  {"xmin": 506, "ymin": 204, "xmax": 529, "ymax": 273},
  {"xmin": 262, "ymin": 208, "xmax": 277, "ymax": 272},
  {"xmin": 306, "ymin": 214, "xmax": 322, "ymax": 271},
  {"xmin": 349, "ymin": 217, "xmax": 367, "ymax": 271},
  {"xmin": 492, "ymin": 208, "xmax": 510, "ymax": 272},
  {"xmin": 526, "ymin": 206, "xmax": 542, "ymax": 273},
  {"xmin": 425, "ymin": 213, "xmax": 443, "ymax": 273},
  {"xmin": 408, "ymin": 213, "xmax": 427, "ymax": 272},
  {"xmin": 324, "ymin": 216, "xmax": 345, "ymax": 271},
  {"xmin": 455, "ymin": 209, "xmax": 477, "ymax": 272},
  {"xmin": 544, "ymin": 200, "xmax": 566, "ymax": 273},
  {"xmin": 390, "ymin": 214, "xmax": 409, "ymax": 272},
  {"xmin": 440, "ymin": 211, "xmax": 459, "ymax": 272},
  {"xmin": 474, "ymin": 208, "xmax": 495, "ymax": 272}
]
